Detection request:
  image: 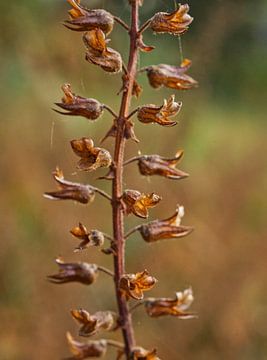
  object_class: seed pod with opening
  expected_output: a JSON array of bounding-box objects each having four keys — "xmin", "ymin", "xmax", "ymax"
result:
[
  {"xmin": 122, "ymin": 190, "xmax": 162, "ymax": 218},
  {"xmin": 70, "ymin": 223, "xmax": 105, "ymax": 252},
  {"xmin": 119, "ymin": 271, "xmax": 157, "ymax": 300}
]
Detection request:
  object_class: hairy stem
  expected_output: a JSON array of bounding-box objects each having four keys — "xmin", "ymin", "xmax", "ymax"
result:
[{"xmin": 112, "ymin": 1, "xmax": 140, "ymax": 358}]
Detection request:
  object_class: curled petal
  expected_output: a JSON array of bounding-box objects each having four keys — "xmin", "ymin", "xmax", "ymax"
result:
[
  {"xmin": 83, "ymin": 29, "xmax": 122, "ymax": 73},
  {"xmin": 122, "ymin": 190, "xmax": 162, "ymax": 219},
  {"xmin": 137, "ymin": 95, "xmax": 181, "ymax": 127},
  {"xmin": 150, "ymin": 4, "xmax": 193, "ymax": 35},
  {"xmin": 70, "ymin": 223, "xmax": 105, "ymax": 251},
  {"xmin": 66, "ymin": 332, "xmax": 107, "ymax": 359},
  {"xmin": 119, "ymin": 270, "xmax": 157, "ymax": 300}
]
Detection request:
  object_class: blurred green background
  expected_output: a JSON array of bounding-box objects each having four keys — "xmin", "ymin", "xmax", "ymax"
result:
[{"xmin": 1, "ymin": 0, "xmax": 267, "ymax": 359}]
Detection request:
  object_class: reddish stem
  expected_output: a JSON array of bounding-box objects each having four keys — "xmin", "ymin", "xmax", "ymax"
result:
[{"xmin": 112, "ymin": 1, "xmax": 140, "ymax": 358}]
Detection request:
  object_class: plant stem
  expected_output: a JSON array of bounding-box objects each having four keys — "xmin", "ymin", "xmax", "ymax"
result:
[{"xmin": 112, "ymin": 1, "xmax": 140, "ymax": 358}]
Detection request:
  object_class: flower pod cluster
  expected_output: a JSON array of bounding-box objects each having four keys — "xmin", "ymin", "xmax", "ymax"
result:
[
  {"xmin": 70, "ymin": 223, "xmax": 105, "ymax": 251},
  {"xmin": 119, "ymin": 270, "xmax": 157, "ymax": 300},
  {"xmin": 122, "ymin": 190, "xmax": 162, "ymax": 218}
]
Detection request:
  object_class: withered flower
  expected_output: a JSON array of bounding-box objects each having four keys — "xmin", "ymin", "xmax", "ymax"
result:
[
  {"xmin": 54, "ymin": 84, "xmax": 104, "ymax": 120},
  {"xmin": 66, "ymin": 332, "xmax": 107, "ymax": 359},
  {"xmin": 122, "ymin": 190, "xmax": 162, "ymax": 219},
  {"xmin": 71, "ymin": 309, "xmax": 116, "ymax": 337},
  {"xmin": 47, "ymin": 258, "xmax": 98, "ymax": 285},
  {"xmin": 150, "ymin": 4, "xmax": 193, "ymax": 35},
  {"xmin": 145, "ymin": 288, "xmax": 196, "ymax": 319},
  {"xmin": 65, "ymin": 0, "xmax": 114, "ymax": 34},
  {"xmin": 70, "ymin": 137, "xmax": 112, "ymax": 172},
  {"xmin": 119, "ymin": 270, "xmax": 157, "ymax": 300},
  {"xmin": 83, "ymin": 29, "xmax": 122, "ymax": 73},
  {"xmin": 132, "ymin": 347, "xmax": 161, "ymax": 360},
  {"xmin": 145, "ymin": 59, "xmax": 198, "ymax": 90},
  {"xmin": 139, "ymin": 205, "xmax": 193, "ymax": 242},
  {"xmin": 44, "ymin": 168, "xmax": 95, "ymax": 204},
  {"xmin": 70, "ymin": 223, "xmax": 105, "ymax": 251},
  {"xmin": 137, "ymin": 95, "xmax": 181, "ymax": 127},
  {"xmin": 138, "ymin": 149, "xmax": 188, "ymax": 179}
]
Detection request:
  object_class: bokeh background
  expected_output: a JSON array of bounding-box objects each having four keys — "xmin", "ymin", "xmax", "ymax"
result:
[{"xmin": 1, "ymin": 0, "xmax": 267, "ymax": 359}]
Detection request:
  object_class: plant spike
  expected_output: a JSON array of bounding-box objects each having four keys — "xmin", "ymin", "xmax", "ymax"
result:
[{"xmin": 45, "ymin": 1, "xmax": 197, "ymax": 359}]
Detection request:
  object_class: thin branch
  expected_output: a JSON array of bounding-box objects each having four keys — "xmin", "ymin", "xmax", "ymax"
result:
[
  {"xmin": 97, "ymin": 265, "xmax": 114, "ymax": 277},
  {"xmin": 91, "ymin": 187, "xmax": 112, "ymax": 201},
  {"xmin": 104, "ymin": 104, "xmax": 118, "ymax": 119},
  {"xmin": 126, "ymin": 107, "xmax": 140, "ymax": 120},
  {"xmin": 103, "ymin": 233, "xmax": 114, "ymax": 242},
  {"xmin": 106, "ymin": 339, "xmax": 125, "ymax": 349},
  {"xmin": 138, "ymin": 18, "xmax": 152, "ymax": 34},
  {"xmin": 129, "ymin": 300, "xmax": 145, "ymax": 313},
  {"xmin": 123, "ymin": 156, "xmax": 143, "ymax": 166},
  {"xmin": 114, "ymin": 16, "xmax": 130, "ymax": 31},
  {"xmin": 125, "ymin": 225, "xmax": 142, "ymax": 239}
]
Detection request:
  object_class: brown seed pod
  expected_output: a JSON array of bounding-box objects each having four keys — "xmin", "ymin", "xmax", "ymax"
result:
[
  {"xmin": 66, "ymin": 332, "xmax": 107, "ymax": 359},
  {"xmin": 70, "ymin": 223, "xmax": 105, "ymax": 252},
  {"xmin": 119, "ymin": 270, "xmax": 157, "ymax": 300},
  {"xmin": 132, "ymin": 347, "xmax": 161, "ymax": 360},
  {"xmin": 122, "ymin": 190, "xmax": 162, "ymax": 219}
]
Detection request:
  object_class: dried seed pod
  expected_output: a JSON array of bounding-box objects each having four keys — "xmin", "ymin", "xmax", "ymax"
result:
[
  {"xmin": 70, "ymin": 137, "xmax": 112, "ymax": 172},
  {"xmin": 47, "ymin": 258, "xmax": 98, "ymax": 285},
  {"xmin": 132, "ymin": 347, "xmax": 161, "ymax": 360},
  {"xmin": 150, "ymin": 4, "xmax": 193, "ymax": 35},
  {"xmin": 119, "ymin": 270, "xmax": 157, "ymax": 300},
  {"xmin": 145, "ymin": 59, "xmax": 198, "ymax": 90},
  {"xmin": 71, "ymin": 309, "xmax": 116, "ymax": 337},
  {"xmin": 44, "ymin": 168, "xmax": 95, "ymax": 204},
  {"xmin": 145, "ymin": 288, "xmax": 196, "ymax": 319},
  {"xmin": 138, "ymin": 150, "xmax": 189, "ymax": 179},
  {"xmin": 122, "ymin": 190, "xmax": 162, "ymax": 219},
  {"xmin": 139, "ymin": 205, "xmax": 193, "ymax": 242},
  {"xmin": 66, "ymin": 332, "xmax": 107, "ymax": 359},
  {"xmin": 65, "ymin": 0, "xmax": 114, "ymax": 34},
  {"xmin": 83, "ymin": 29, "xmax": 122, "ymax": 73},
  {"xmin": 137, "ymin": 95, "xmax": 182, "ymax": 127},
  {"xmin": 101, "ymin": 120, "xmax": 139, "ymax": 143},
  {"xmin": 70, "ymin": 223, "xmax": 105, "ymax": 251},
  {"xmin": 54, "ymin": 84, "xmax": 104, "ymax": 120}
]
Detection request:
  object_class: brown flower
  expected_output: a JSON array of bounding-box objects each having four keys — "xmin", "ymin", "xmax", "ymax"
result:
[
  {"xmin": 137, "ymin": 95, "xmax": 181, "ymax": 127},
  {"xmin": 150, "ymin": 4, "xmax": 193, "ymax": 35},
  {"xmin": 138, "ymin": 149, "xmax": 188, "ymax": 179},
  {"xmin": 119, "ymin": 270, "xmax": 157, "ymax": 300},
  {"xmin": 47, "ymin": 258, "xmax": 98, "ymax": 285},
  {"xmin": 70, "ymin": 138, "xmax": 112, "ymax": 172},
  {"xmin": 70, "ymin": 223, "xmax": 105, "ymax": 252},
  {"xmin": 44, "ymin": 168, "xmax": 95, "ymax": 204},
  {"xmin": 145, "ymin": 59, "xmax": 198, "ymax": 90},
  {"xmin": 139, "ymin": 205, "xmax": 193, "ymax": 242},
  {"xmin": 66, "ymin": 332, "xmax": 107, "ymax": 359},
  {"xmin": 145, "ymin": 288, "xmax": 196, "ymax": 319},
  {"xmin": 54, "ymin": 84, "xmax": 104, "ymax": 120},
  {"xmin": 122, "ymin": 190, "xmax": 162, "ymax": 219},
  {"xmin": 64, "ymin": 0, "xmax": 114, "ymax": 34},
  {"xmin": 83, "ymin": 29, "xmax": 122, "ymax": 73},
  {"xmin": 71, "ymin": 309, "xmax": 116, "ymax": 337},
  {"xmin": 132, "ymin": 347, "xmax": 161, "ymax": 360}
]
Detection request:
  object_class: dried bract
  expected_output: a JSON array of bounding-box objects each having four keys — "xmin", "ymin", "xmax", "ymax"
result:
[
  {"xmin": 145, "ymin": 288, "xmax": 196, "ymax": 319},
  {"xmin": 83, "ymin": 29, "xmax": 122, "ymax": 73},
  {"xmin": 71, "ymin": 137, "xmax": 112, "ymax": 172},
  {"xmin": 137, "ymin": 95, "xmax": 181, "ymax": 127},
  {"xmin": 71, "ymin": 309, "xmax": 116, "ymax": 337},
  {"xmin": 54, "ymin": 84, "xmax": 104, "ymax": 120},
  {"xmin": 150, "ymin": 4, "xmax": 193, "ymax": 35},
  {"xmin": 47, "ymin": 258, "xmax": 98, "ymax": 285},
  {"xmin": 132, "ymin": 347, "xmax": 161, "ymax": 360},
  {"xmin": 66, "ymin": 332, "xmax": 107, "ymax": 359},
  {"xmin": 119, "ymin": 270, "xmax": 157, "ymax": 300},
  {"xmin": 70, "ymin": 223, "xmax": 105, "ymax": 251},
  {"xmin": 65, "ymin": 0, "xmax": 114, "ymax": 34},
  {"xmin": 44, "ymin": 168, "xmax": 95, "ymax": 204},
  {"xmin": 138, "ymin": 149, "xmax": 188, "ymax": 179},
  {"xmin": 139, "ymin": 205, "xmax": 193, "ymax": 242},
  {"xmin": 122, "ymin": 190, "xmax": 162, "ymax": 218},
  {"xmin": 145, "ymin": 59, "xmax": 198, "ymax": 90}
]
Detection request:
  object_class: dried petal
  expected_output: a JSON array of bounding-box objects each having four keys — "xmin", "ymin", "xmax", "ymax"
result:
[
  {"xmin": 137, "ymin": 95, "xmax": 181, "ymax": 126},
  {"xmin": 145, "ymin": 288, "xmax": 196, "ymax": 319},
  {"xmin": 47, "ymin": 258, "xmax": 98, "ymax": 285},
  {"xmin": 137, "ymin": 36, "xmax": 155, "ymax": 53},
  {"xmin": 66, "ymin": 332, "xmax": 107, "ymax": 359},
  {"xmin": 138, "ymin": 149, "xmax": 188, "ymax": 179},
  {"xmin": 145, "ymin": 59, "xmax": 198, "ymax": 90},
  {"xmin": 65, "ymin": 0, "xmax": 114, "ymax": 34},
  {"xmin": 132, "ymin": 347, "xmax": 161, "ymax": 360},
  {"xmin": 44, "ymin": 168, "xmax": 95, "ymax": 204},
  {"xmin": 71, "ymin": 137, "xmax": 112, "ymax": 172},
  {"xmin": 54, "ymin": 84, "xmax": 104, "ymax": 120},
  {"xmin": 122, "ymin": 190, "xmax": 162, "ymax": 219},
  {"xmin": 119, "ymin": 270, "xmax": 157, "ymax": 300},
  {"xmin": 70, "ymin": 223, "xmax": 105, "ymax": 251},
  {"xmin": 150, "ymin": 4, "xmax": 193, "ymax": 35},
  {"xmin": 71, "ymin": 309, "xmax": 116, "ymax": 337},
  {"xmin": 139, "ymin": 205, "xmax": 193, "ymax": 242},
  {"xmin": 83, "ymin": 29, "xmax": 122, "ymax": 73}
]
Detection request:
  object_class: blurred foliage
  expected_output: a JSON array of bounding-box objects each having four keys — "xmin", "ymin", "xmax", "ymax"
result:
[{"xmin": 0, "ymin": 0, "xmax": 267, "ymax": 359}]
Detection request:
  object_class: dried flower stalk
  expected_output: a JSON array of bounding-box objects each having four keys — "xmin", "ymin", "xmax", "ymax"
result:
[{"xmin": 45, "ymin": 1, "xmax": 197, "ymax": 359}]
